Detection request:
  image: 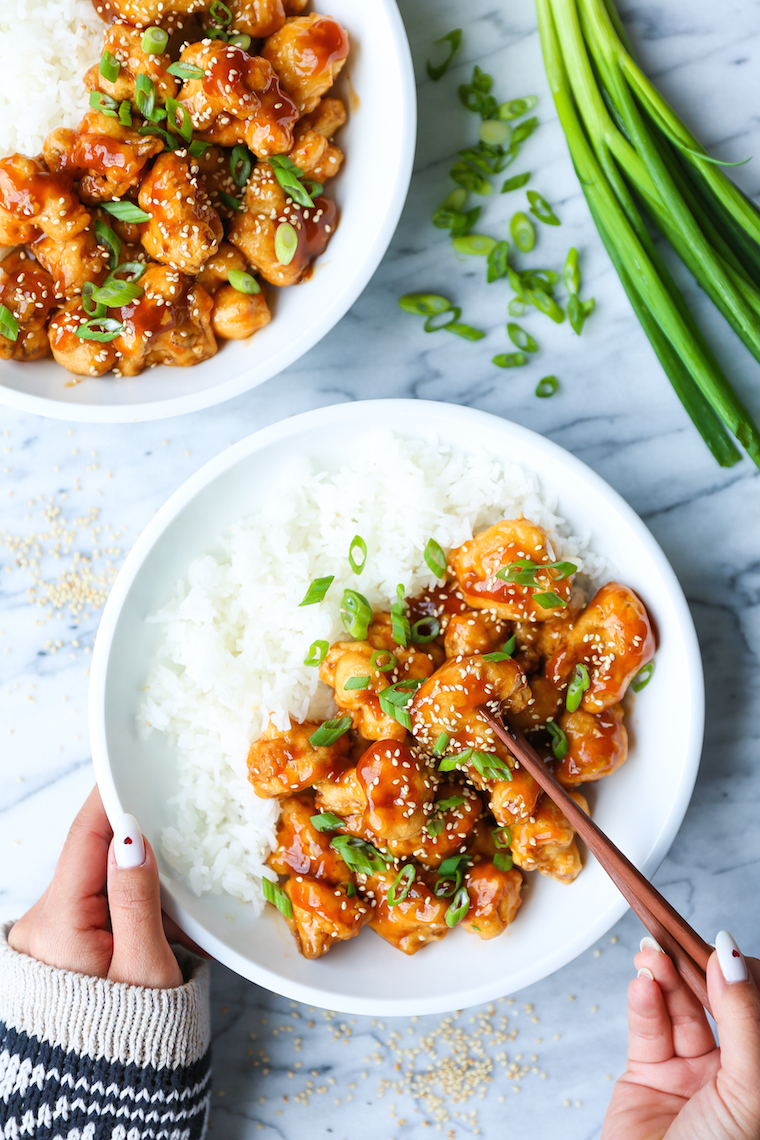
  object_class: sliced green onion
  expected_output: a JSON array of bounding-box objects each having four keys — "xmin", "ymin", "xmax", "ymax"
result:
[
  {"xmin": 532, "ymin": 591, "xmax": 566, "ymax": 608},
  {"xmin": 348, "ymin": 534, "xmax": 367, "ymax": 574},
  {"xmin": 564, "ymin": 247, "xmax": 580, "ymax": 295},
  {"xmin": 494, "ymin": 851, "xmax": 514, "ymax": 872},
  {"xmin": 399, "ymin": 293, "xmax": 450, "ymax": 316},
  {"xmin": 508, "ymin": 297, "xmax": 527, "ymax": 317},
  {"xmin": 631, "ymin": 660, "xmax": 655, "ymax": 692},
  {"xmin": 424, "ymin": 537, "xmax": 446, "ymax": 578},
  {"xmin": 303, "ymin": 639, "xmax": 329, "ymax": 667},
  {"xmin": 166, "ymin": 97, "xmax": 193, "ymax": 143},
  {"xmin": 526, "ymin": 288, "xmax": 565, "ymax": 323},
  {"xmin": 89, "ymin": 277, "xmax": 143, "ymax": 309},
  {"xmin": 205, "ymin": 26, "xmax": 228, "ymax": 40},
  {"xmin": 387, "ymin": 864, "xmax": 416, "ymax": 905},
  {"xmin": 502, "ymin": 172, "xmax": 531, "ymax": 192},
  {"xmin": 452, "ymin": 233, "xmax": 497, "ymax": 257},
  {"xmin": 424, "ymin": 306, "xmax": 462, "ymax": 332},
  {"xmin": 230, "ymin": 144, "xmax": 253, "ymax": 188},
  {"xmin": 340, "ymin": 588, "xmax": 372, "ymax": 639},
  {"xmin": 344, "ymin": 675, "xmax": 370, "ymax": 690},
  {"xmin": 228, "ymin": 269, "xmax": 260, "ymax": 295},
  {"xmin": 479, "ymin": 120, "xmax": 512, "ymax": 147},
  {"xmin": 188, "ymin": 138, "xmax": 211, "ymax": 157},
  {"xmin": 377, "ymin": 678, "xmax": 423, "ymax": 731},
  {"xmin": 568, "ymin": 295, "xmax": 595, "ymax": 336},
  {"xmin": 135, "ymin": 72, "xmax": 155, "ymax": 120},
  {"xmin": 346, "ymin": 882, "xmax": 357, "ymax": 897},
  {"xmin": 100, "ymin": 50, "xmax": 120, "ymax": 83},
  {"xmin": 138, "ymin": 120, "xmax": 180, "ymax": 151},
  {"xmin": 445, "ymin": 884, "xmax": 470, "ymax": 927},
  {"xmin": 498, "ymin": 559, "xmax": 577, "ymax": 586},
  {"xmin": 493, "ymin": 825, "xmax": 512, "ymax": 848},
  {"xmin": 141, "ymin": 27, "xmax": 168, "ymax": 54},
  {"xmin": 390, "ymin": 584, "xmax": 410, "ymax": 648},
  {"xmin": 310, "ymin": 811, "xmax": 343, "ymax": 832},
  {"xmin": 547, "ymin": 721, "xmax": 569, "ymax": 761},
  {"xmin": 219, "ymin": 190, "xmax": 244, "ymax": 212},
  {"xmin": 426, "ymin": 28, "xmax": 462, "ymax": 81},
  {"xmin": 167, "ymin": 61, "xmax": 205, "ymax": 80},
  {"xmin": 0, "ymin": 304, "xmax": 19, "ymax": 342},
  {"xmin": 228, "ymin": 33, "xmax": 252, "ymax": 50},
  {"xmin": 410, "ymin": 616, "xmax": 441, "ymax": 644},
  {"xmin": 94, "ymin": 221, "xmax": 121, "ymax": 270},
  {"xmin": 426, "ymin": 816, "xmax": 445, "ymax": 837},
  {"xmin": 459, "ymin": 65, "xmax": 498, "ymax": 119},
  {"xmin": 210, "ymin": 0, "xmax": 232, "ymax": 22},
  {"xmin": 498, "ymin": 96, "xmax": 538, "ymax": 121},
  {"xmin": 330, "ymin": 835, "xmax": 391, "ymax": 876},
  {"xmin": 528, "ymin": 190, "xmax": 560, "ymax": 226},
  {"xmin": 432, "ymin": 732, "xmax": 450, "ymax": 757},
  {"xmin": 511, "ymin": 116, "xmax": 538, "ymax": 145},
  {"xmin": 470, "ymin": 751, "xmax": 512, "ymax": 781},
  {"xmin": 566, "ymin": 663, "xmax": 591, "ymax": 712},
  {"xmin": 118, "ymin": 100, "xmax": 132, "ymax": 127},
  {"xmin": 262, "ymin": 876, "xmax": 292, "ymax": 918},
  {"xmin": 371, "ymin": 650, "xmax": 397, "ymax": 673},
  {"xmin": 510, "ymin": 211, "xmax": 535, "ymax": 252},
  {"xmin": 446, "ymin": 321, "xmax": 485, "ymax": 340},
  {"xmin": 274, "ymin": 222, "xmax": 298, "ymax": 265},
  {"xmin": 438, "ymin": 747, "xmax": 474, "ymax": 772},
  {"xmin": 81, "ymin": 282, "xmax": 106, "ymax": 318},
  {"xmin": 487, "ymin": 240, "xmax": 509, "ymax": 283},
  {"xmin": 450, "ymin": 160, "xmax": 492, "ymax": 196},
  {"xmin": 74, "ymin": 317, "xmax": 123, "ymax": 342},
  {"xmin": 482, "ymin": 634, "xmax": 517, "ymax": 661},
  {"xmin": 493, "ymin": 352, "xmax": 526, "ymax": 368},
  {"xmin": 298, "ymin": 575, "xmax": 334, "ymax": 606},
  {"xmin": 100, "ymin": 200, "xmax": 151, "ymax": 223},
  {"xmin": 507, "ymin": 322, "xmax": 538, "ymax": 352},
  {"xmin": 309, "ymin": 716, "xmax": 352, "ymax": 748},
  {"xmin": 268, "ymin": 154, "xmax": 317, "ymax": 208},
  {"xmin": 89, "ymin": 91, "xmax": 118, "ymax": 118}
]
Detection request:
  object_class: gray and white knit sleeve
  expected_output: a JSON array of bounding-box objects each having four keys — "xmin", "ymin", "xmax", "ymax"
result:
[{"xmin": 0, "ymin": 923, "xmax": 211, "ymax": 1140}]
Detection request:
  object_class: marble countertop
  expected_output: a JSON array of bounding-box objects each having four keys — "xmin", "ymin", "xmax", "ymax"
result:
[{"xmin": 2, "ymin": 0, "xmax": 760, "ymax": 1135}]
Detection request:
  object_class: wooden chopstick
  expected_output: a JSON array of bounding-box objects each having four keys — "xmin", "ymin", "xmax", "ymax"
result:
[{"xmin": 480, "ymin": 707, "xmax": 714, "ymax": 1016}]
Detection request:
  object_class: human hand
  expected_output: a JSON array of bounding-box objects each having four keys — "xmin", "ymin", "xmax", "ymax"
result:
[
  {"xmin": 602, "ymin": 933, "xmax": 760, "ymax": 1140},
  {"xmin": 8, "ymin": 786, "xmax": 194, "ymax": 988}
]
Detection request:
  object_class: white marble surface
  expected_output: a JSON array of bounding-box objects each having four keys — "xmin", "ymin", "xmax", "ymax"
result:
[{"xmin": 2, "ymin": 0, "xmax": 760, "ymax": 1135}]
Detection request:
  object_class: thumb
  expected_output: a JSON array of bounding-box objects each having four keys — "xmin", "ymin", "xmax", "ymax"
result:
[
  {"xmin": 709, "ymin": 930, "xmax": 760, "ymax": 1120},
  {"xmin": 107, "ymin": 814, "xmax": 183, "ymax": 989}
]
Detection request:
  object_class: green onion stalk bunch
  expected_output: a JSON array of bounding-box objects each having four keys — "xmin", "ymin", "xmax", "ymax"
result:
[{"xmin": 536, "ymin": 0, "xmax": 760, "ymax": 468}]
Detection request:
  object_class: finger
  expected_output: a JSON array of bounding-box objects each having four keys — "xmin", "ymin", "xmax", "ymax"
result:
[
  {"xmin": 162, "ymin": 913, "xmax": 213, "ymax": 961},
  {"xmin": 634, "ymin": 942, "xmax": 715, "ymax": 1058},
  {"xmin": 107, "ymin": 814, "xmax": 183, "ymax": 990},
  {"xmin": 709, "ymin": 932, "xmax": 760, "ymax": 1110},
  {"xmin": 7, "ymin": 886, "xmax": 51, "ymax": 955},
  {"xmin": 51, "ymin": 786, "xmax": 112, "ymax": 907},
  {"xmin": 627, "ymin": 955, "xmax": 674, "ymax": 1064}
]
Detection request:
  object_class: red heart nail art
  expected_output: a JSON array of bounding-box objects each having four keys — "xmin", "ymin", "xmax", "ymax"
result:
[{"xmin": 124, "ymin": 837, "xmax": 133, "ymax": 845}]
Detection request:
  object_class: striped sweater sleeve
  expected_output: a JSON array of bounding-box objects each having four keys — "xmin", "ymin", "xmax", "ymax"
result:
[{"xmin": 0, "ymin": 923, "xmax": 211, "ymax": 1140}]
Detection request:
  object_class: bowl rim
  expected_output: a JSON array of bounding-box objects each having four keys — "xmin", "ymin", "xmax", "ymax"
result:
[
  {"xmin": 90, "ymin": 398, "xmax": 705, "ymax": 1013},
  {"xmin": 0, "ymin": 0, "xmax": 416, "ymax": 423}
]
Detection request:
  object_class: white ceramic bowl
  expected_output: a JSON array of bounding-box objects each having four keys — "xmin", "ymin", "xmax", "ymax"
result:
[
  {"xmin": 90, "ymin": 400, "xmax": 704, "ymax": 1015},
  {"xmin": 0, "ymin": 3, "xmax": 415, "ymax": 422}
]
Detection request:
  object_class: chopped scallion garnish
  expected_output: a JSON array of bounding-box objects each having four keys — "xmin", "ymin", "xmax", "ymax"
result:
[
  {"xmin": 424, "ymin": 537, "xmax": 446, "ymax": 579},
  {"xmin": 74, "ymin": 317, "xmax": 124, "ymax": 342},
  {"xmin": 532, "ymin": 591, "xmax": 566, "ymax": 608},
  {"xmin": 501, "ymin": 172, "xmax": 531, "ymax": 192},
  {"xmin": 330, "ymin": 835, "xmax": 391, "ymax": 875},
  {"xmin": 631, "ymin": 660, "xmax": 655, "ymax": 692},
  {"xmin": 262, "ymin": 876, "xmax": 292, "ymax": 918},
  {"xmin": 426, "ymin": 28, "xmax": 462, "ymax": 81},
  {"xmin": 493, "ymin": 352, "xmax": 526, "ymax": 368},
  {"xmin": 432, "ymin": 732, "xmax": 449, "ymax": 757},
  {"xmin": 135, "ymin": 72, "xmax": 155, "ymax": 120},
  {"xmin": 310, "ymin": 812, "xmax": 343, "ymax": 832},
  {"xmin": 100, "ymin": 200, "xmax": 151, "ymax": 223},
  {"xmin": 229, "ymin": 144, "xmax": 252, "ymax": 188},
  {"xmin": 219, "ymin": 190, "xmax": 244, "ymax": 212},
  {"xmin": 348, "ymin": 534, "xmax": 367, "ymax": 574},
  {"xmin": 509, "ymin": 211, "xmax": 535, "ymax": 252},
  {"xmin": 0, "ymin": 304, "xmax": 19, "ymax": 342},
  {"xmin": 527, "ymin": 189, "xmax": 560, "ymax": 226},
  {"xmin": 141, "ymin": 26, "xmax": 168, "ymax": 54},
  {"xmin": 387, "ymin": 864, "xmax": 416, "ymax": 905},
  {"xmin": 298, "ymin": 575, "xmax": 334, "ymax": 606},
  {"xmin": 303, "ymin": 639, "xmax": 329, "ymax": 667},
  {"xmin": 452, "ymin": 233, "xmax": 497, "ymax": 257},
  {"xmin": 309, "ymin": 717, "xmax": 352, "ymax": 748},
  {"xmin": 94, "ymin": 220, "xmax": 121, "ymax": 270},
  {"xmin": 390, "ymin": 584, "xmax": 410, "ymax": 648},
  {"xmin": 535, "ymin": 374, "xmax": 559, "ymax": 398},
  {"xmin": 228, "ymin": 33, "xmax": 252, "ymax": 50},
  {"xmin": 209, "ymin": 0, "xmax": 232, "ymax": 23},
  {"xmin": 494, "ymin": 851, "xmax": 513, "ymax": 872},
  {"xmin": 482, "ymin": 634, "xmax": 517, "ymax": 661},
  {"xmin": 228, "ymin": 269, "xmax": 260, "ymax": 295},
  {"xmin": 499, "ymin": 96, "xmax": 538, "ymax": 121},
  {"xmin": 167, "ymin": 61, "xmax": 205, "ymax": 80},
  {"xmin": 344, "ymin": 675, "xmax": 370, "ymax": 690},
  {"xmin": 507, "ymin": 322, "xmax": 538, "ymax": 353},
  {"xmin": 445, "ymin": 884, "xmax": 470, "ymax": 927},
  {"xmin": 370, "ymin": 650, "xmax": 397, "ymax": 673},
  {"xmin": 89, "ymin": 91, "xmax": 119, "ymax": 118},
  {"xmin": 410, "ymin": 616, "xmax": 441, "ymax": 644},
  {"xmin": 399, "ymin": 293, "xmax": 451, "ymax": 316},
  {"xmin": 268, "ymin": 155, "xmax": 318, "ymax": 208},
  {"xmin": 566, "ymin": 663, "xmax": 591, "ymax": 712},
  {"xmin": 547, "ymin": 721, "xmax": 569, "ymax": 761},
  {"xmin": 274, "ymin": 221, "xmax": 298, "ymax": 265},
  {"xmin": 340, "ymin": 588, "xmax": 372, "ymax": 639},
  {"xmin": 100, "ymin": 50, "xmax": 120, "ymax": 83}
]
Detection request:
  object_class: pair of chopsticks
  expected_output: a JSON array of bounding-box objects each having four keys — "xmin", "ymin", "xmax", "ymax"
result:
[{"xmin": 480, "ymin": 708, "xmax": 713, "ymax": 1015}]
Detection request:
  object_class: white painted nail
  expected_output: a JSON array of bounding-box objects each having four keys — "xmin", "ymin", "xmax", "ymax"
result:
[
  {"xmin": 113, "ymin": 813, "xmax": 145, "ymax": 869},
  {"xmin": 716, "ymin": 930, "xmax": 748, "ymax": 984},
  {"xmin": 637, "ymin": 967, "xmax": 654, "ymax": 981},
  {"xmin": 640, "ymin": 936, "xmax": 664, "ymax": 954}
]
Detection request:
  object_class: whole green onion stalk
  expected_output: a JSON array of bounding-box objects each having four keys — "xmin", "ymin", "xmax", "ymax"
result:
[{"xmin": 536, "ymin": 0, "xmax": 760, "ymax": 468}]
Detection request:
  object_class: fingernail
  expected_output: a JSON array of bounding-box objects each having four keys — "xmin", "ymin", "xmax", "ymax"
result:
[
  {"xmin": 716, "ymin": 930, "xmax": 748, "ymax": 984},
  {"xmin": 114, "ymin": 813, "xmax": 145, "ymax": 869},
  {"xmin": 637, "ymin": 967, "xmax": 654, "ymax": 981},
  {"xmin": 640, "ymin": 936, "xmax": 663, "ymax": 953}
]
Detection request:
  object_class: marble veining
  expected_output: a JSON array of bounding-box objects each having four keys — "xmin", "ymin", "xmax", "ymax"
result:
[{"xmin": 2, "ymin": 0, "xmax": 760, "ymax": 1135}]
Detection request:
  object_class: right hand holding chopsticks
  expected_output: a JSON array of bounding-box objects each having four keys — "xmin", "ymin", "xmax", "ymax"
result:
[{"xmin": 602, "ymin": 932, "xmax": 760, "ymax": 1140}]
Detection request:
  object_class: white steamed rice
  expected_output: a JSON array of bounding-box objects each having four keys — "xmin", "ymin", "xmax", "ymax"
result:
[
  {"xmin": 0, "ymin": 0, "xmax": 103, "ymax": 159},
  {"xmin": 140, "ymin": 431, "xmax": 606, "ymax": 910}
]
